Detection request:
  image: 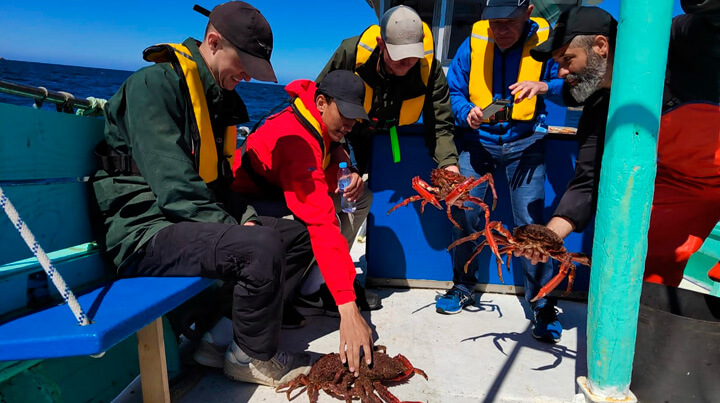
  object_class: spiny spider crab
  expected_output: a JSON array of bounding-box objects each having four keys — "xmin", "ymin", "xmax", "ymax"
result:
[
  {"xmin": 387, "ymin": 169, "xmax": 497, "ymax": 230},
  {"xmin": 447, "ymin": 223, "xmax": 591, "ymax": 301},
  {"xmin": 276, "ymin": 346, "xmax": 427, "ymax": 403}
]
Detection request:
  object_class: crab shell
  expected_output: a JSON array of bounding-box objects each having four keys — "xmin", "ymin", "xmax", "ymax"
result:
[
  {"xmin": 305, "ymin": 353, "xmax": 346, "ymax": 382},
  {"xmin": 512, "ymin": 224, "xmax": 565, "ymax": 252},
  {"xmin": 429, "ymin": 168, "xmax": 468, "ymax": 195}
]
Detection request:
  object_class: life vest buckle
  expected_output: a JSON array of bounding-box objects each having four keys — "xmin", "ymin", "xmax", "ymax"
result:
[
  {"xmin": 369, "ymin": 117, "xmax": 399, "ymax": 132},
  {"xmin": 489, "ymin": 106, "xmax": 510, "ymax": 123}
]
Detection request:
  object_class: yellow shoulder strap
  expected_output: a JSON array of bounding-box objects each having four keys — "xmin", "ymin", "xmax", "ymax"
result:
[
  {"xmin": 512, "ymin": 17, "xmax": 550, "ymax": 121},
  {"xmin": 354, "ymin": 23, "xmax": 435, "ymax": 126},
  {"xmin": 398, "ymin": 22, "xmax": 435, "ymax": 126},
  {"xmin": 356, "ymin": 25, "xmax": 380, "ymax": 114},
  {"xmin": 163, "ymin": 44, "xmax": 236, "ymax": 183},
  {"xmin": 468, "ymin": 20, "xmax": 494, "ymax": 116},
  {"xmin": 291, "ymin": 98, "xmax": 331, "ymax": 170}
]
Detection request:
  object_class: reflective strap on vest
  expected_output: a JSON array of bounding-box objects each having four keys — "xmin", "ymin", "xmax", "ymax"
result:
[
  {"xmin": 148, "ymin": 43, "xmax": 236, "ymax": 183},
  {"xmin": 291, "ymin": 98, "xmax": 331, "ymax": 170},
  {"xmin": 469, "ymin": 18, "xmax": 549, "ymax": 122},
  {"xmin": 355, "ymin": 23, "xmax": 434, "ymax": 126}
]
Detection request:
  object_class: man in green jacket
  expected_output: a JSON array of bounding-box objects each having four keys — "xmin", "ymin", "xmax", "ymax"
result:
[
  {"xmin": 313, "ymin": 5, "xmax": 460, "ymax": 311},
  {"xmin": 317, "ymin": 5, "xmax": 460, "ymax": 176},
  {"xmin": 92, "ymin": 1, "xmax": 313, "ymax": 387}
]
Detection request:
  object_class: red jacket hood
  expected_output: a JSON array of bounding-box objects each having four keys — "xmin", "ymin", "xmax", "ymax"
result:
[{"xmin": 284, "ymin": 79, "xmax": 327, "ymax": 138}]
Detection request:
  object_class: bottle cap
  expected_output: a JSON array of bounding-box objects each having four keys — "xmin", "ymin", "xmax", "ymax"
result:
[{"xmin": 339, "ymin": 162, "xmax": 348, "ymax": 169}]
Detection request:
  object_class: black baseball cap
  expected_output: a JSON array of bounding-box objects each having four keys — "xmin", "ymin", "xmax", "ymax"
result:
[
  {"xmin": 530, "ymin": 7, "xmax": 618, "ymax": 62},
  {"xmin": 482, "ymin": 0, "xmax": 530, "ymax": 20},
  {"xmin": 195, "ymin": 2, "xmax": 277, "ymax": 83},
  {"xmin": 317, "ymin": 70, "xmax": 369, "ymax": 120}
]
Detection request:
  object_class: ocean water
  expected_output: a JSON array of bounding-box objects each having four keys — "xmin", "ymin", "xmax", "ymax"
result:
[{"xmin": 0, "ymin": 59, "xmax": 288, "ymax": 128}]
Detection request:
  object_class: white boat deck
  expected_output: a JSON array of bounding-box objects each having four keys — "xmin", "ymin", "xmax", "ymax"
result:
[
  {"xmin": 170, "ymin": 240, "xmax": 590, "ymax": 403},
  {"xmin": 112, "ymin": 234, "xmax": 711, "ymax": 403}
]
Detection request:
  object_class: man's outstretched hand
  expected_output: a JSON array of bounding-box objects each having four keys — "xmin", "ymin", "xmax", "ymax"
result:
[{"xmin": 337, "ymin": 301, "xmax": 374, "ymax": 377}]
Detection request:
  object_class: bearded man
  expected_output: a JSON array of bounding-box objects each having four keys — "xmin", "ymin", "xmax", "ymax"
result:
[{"xmin": 528, "ymin": 6, "xmax": 617, "ymax": 240}]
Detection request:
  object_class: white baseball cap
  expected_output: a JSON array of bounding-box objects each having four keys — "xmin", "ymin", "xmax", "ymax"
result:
[{"xmin": 380, "ymin": 6, "xmax": 425, "ymax": 61}]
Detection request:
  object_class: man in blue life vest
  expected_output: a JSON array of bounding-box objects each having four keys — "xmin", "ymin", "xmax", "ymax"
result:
[
  {"xmin": 92, "ymin": 1, "xmax": 314, "ymax": 387},
  {"xmin": 442, "ymin": 0, "xmax": 566, "ymax": 343}
]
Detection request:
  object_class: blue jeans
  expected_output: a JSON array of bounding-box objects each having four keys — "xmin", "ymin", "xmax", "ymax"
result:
[{"xmin": 450, "ymin": 131, "xmax": 553, "ymax": 310}]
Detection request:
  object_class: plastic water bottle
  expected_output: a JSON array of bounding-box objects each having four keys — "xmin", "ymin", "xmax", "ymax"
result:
[{"xmin": 337, "ymin": 162, "xmax": 357, "ymax": 213}]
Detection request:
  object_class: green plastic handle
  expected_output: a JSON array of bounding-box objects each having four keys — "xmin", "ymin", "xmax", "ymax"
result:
[{"xmin": 390, "ymin": 126, "xmax": 400, "ymax": 163}]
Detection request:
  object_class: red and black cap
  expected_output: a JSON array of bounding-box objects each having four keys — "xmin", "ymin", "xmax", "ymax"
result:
[{"xmin": 195, "ymin": 2, "xmax": 277, "ymax": 83}]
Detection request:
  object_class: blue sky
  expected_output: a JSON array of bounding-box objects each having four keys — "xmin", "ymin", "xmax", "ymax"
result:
[
  {"xmin": 0, "ymin": 1, "xmax": 684, "ymax": 84},
  {"xmin": 0, "ymin": 1, "xmax": 378, "ymax": 83}
]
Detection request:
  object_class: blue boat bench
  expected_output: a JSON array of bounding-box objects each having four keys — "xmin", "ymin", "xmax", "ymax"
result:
[{"xmin": 0, "ymin": 104, "xmax": 214, "ymax": 402}]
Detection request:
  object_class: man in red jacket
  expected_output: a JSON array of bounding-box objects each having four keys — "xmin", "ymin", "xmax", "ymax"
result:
[{"xmin": 232, "ymin": 70, "xmax": 375, "ymax": 375}]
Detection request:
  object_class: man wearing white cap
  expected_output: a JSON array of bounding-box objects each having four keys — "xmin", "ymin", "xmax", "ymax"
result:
[
  {"xmin": 317, "ymin": 5, "xmax": 459, "ymax": 176},
  {"xmin": 313, "ymin": 4, "xmax": 459, "ymax": 316}
]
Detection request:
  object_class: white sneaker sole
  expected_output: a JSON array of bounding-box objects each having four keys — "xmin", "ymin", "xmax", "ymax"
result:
[
  {"xmin": 223, "ymin": 362, "xmax": 276, "ymax": 387},
  {"xmin": 193, "ymin": 344, "xmax": 226, "ymax": 368}
]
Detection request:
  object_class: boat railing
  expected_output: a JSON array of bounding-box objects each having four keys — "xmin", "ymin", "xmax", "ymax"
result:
[{"xmin": 0, "ymin": 79, "xmax": 105, "ymax": 114}]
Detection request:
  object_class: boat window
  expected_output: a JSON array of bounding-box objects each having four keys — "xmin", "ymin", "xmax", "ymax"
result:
[
  {"xmin": 445, "ymin": 0, "xmax": 485, "ymax": 61},
  {"xmin": 532, "ymin": 0, "xmax": 584, "ymax": 25},
  {"xmin": 389, "ymin": 0, "xmax": 435, "ymax": 27}
]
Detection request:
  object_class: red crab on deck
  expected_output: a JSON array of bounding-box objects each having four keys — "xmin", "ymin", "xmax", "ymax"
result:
[
  {"xmin": 447, "ymin": 223, "xmax": 591, "ymax": 300},
  {"xmin": 387, "ymin": 169, "xmax": 497, "ymax": 230},
  {"xmin": 276, "ymin": 346, "xmax": 427, "ymax": 403}
]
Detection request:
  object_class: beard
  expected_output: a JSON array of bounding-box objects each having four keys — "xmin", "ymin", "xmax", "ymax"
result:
[{"xmin": 566, "ymin": 51, "xmax": 607, "ymax": 103}]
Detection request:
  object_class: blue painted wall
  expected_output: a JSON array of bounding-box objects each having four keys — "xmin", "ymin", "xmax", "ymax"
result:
[{"xmin": 367, "ymin": 126, "xmax": 592, "ymax": 292}]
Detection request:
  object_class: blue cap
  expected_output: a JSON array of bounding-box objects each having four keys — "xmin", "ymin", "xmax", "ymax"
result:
[
  {"xmin": 482, "ymin": 0, "xmax": 529, "ymax": 20},
  {"xmin": 339, "ymin": 162, "xmax": 348, "ymax": 169}
]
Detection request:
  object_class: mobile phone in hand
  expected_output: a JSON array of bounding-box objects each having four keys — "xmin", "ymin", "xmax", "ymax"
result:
[{"xmin": 482, "ymin": 99, "xmax": 510, "ymax": 118}]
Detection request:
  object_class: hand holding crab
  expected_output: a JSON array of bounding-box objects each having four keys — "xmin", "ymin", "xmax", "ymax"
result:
[{"xmin": 448, "ymin": 223, "xmax": 591, "ymax": 301}]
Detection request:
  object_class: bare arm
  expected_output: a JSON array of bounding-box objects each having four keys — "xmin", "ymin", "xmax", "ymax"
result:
[{"xmin": 337, "ymin": 302, "xmax": 374, "ymax": 377}]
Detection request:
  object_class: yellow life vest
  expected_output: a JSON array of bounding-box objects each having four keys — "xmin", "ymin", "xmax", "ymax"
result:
[
  {"xmin": 143, "ymin": 43, "xmax": 236, "ymax": 184},
  {"xmin": 290, "ymin": 97, "xmax": 332, "ymax": 170},
  {"xmin": 468, "ymin": 18, "xmax": 550, "ymax": 122},
  {"xmin": 355, "ymin": 23, "xmax": 434, "ymax": 126}
]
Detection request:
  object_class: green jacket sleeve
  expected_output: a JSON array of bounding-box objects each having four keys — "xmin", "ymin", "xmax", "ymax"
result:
[
  {"xmin": 316, "ymin": 37, "xmax": 359, "ymax": 82},
  {"xmin": 123, "ymin": 67, "xmax": 238, "ymax": 225},
  {"xmin": 422, "ymin": 60, "xmax": 459, "ymax": 168}
]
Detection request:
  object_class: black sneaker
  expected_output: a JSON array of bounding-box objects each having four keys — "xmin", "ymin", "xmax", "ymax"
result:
[
  {"xmin": 281, "ymin": 305, "xmax": 307, "ymax": 330},
  {"xmin": 295, "ymin": 280, "xmax": 382, "ymax": 317},
  {"xmin": 295, "ymin": 284, "xmax": 340, "ymax": 317},
  {"xmin": 354, "ymin": 280, "xmax": 382, "ymax": 311}
]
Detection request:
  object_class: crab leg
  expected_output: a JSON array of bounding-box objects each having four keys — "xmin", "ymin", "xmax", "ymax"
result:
[
  {"xmin": 385, "ymin": 354, "xmax": 428, "ymax": 382},
  {"xmin": 374, "ymin": 382, "xmax": 406, "ymax": 403},
  {"xmin": 496, "ymin": 247, "xmax": 515, "ymax": 283},
  {"xmin": 462, "ymin": 241, "xmax": 487, "ymax": 274},
  {"xmin": 564, "ymin": 265, "xmax": 576, "ymax": 296},
  {"xmin": 530, "ymin": 260, "xmax": 573, "ymax": 302},
  {"xmin": 475, "ymin": 173, "xmax": 498, "ymax": 210},
  {"xmin": 386, "ymin": 177, "xmax": 443, "ymax": 215},
  {"xmin": 387, "ymin": 195, "xmax": 423, "ymax": 215},
  {"xmin": 444, "ymin": 176, "xmax": 478, "ymax": 205},
  {"xmin": 569, "ymin": 253, "xmax": 591, "ymax": 267},
  {"xmin": 484, "ymin": 221, "xmax": 515, "ymax": 260},
  {"xmin": 276, "ymin": 374, "xmax": 310, "ymax": 399}
]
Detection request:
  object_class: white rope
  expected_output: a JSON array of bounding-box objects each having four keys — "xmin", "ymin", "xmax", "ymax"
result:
[{"xmin": 0, "ymin": 186, "xmax": 90, "ymax": 326}]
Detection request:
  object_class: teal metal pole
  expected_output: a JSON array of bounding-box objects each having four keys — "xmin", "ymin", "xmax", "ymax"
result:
[{"xmin": 585, "ymin": 0, "xmax": 673, "ymax": 399}]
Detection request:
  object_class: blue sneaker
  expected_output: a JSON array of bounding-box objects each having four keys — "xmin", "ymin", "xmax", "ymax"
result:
[
  {"xmin": 435, "ymin": 287, "xmax": 474, "ymax": 314},
  {"xmin": 533, "ymin": 305, "xmax": 562, "ymax": 343}
]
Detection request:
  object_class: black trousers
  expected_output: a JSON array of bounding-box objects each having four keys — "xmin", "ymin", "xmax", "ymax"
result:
[{"xmin": 122, "ymin": 217, "xmax": 312, "ymax": 360}]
